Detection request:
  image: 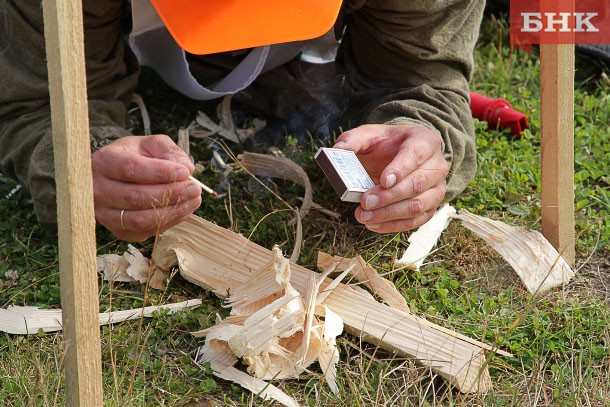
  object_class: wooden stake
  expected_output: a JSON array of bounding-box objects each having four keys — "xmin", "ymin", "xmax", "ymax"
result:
[
  {"xmin": 42, "ymin": 0, "xmax": 103, "ymax": 405},
  {"xmin": 540, "ymin": 44, "xmax": 575, "ymax": 265}
]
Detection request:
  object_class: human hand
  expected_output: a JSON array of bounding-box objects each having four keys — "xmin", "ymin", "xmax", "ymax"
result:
[
  {"xmin": 91, "ymin": 135, "xmax": 202, "ymax": 241},
  {"xmin": 333, "ymin": 124, "xmax": 449, "ymax": 233}
]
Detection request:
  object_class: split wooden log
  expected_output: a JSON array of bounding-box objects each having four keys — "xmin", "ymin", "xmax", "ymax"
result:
[
  {"xmin": 153, "ymin": 215, "xmax": 506, "ymax": 393},
  {"xmin": 194, "ymin": 246, "xmax": 344, "ymax": 406}
]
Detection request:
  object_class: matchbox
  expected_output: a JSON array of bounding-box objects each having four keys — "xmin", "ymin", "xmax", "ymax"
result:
[{"xmin": 314, "ymin": 147, "xmax": 374, "ymax": 203}]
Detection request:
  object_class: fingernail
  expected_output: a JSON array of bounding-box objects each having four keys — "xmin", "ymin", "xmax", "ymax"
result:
[
  {"xmin": 385, "ymin": 173, "xmax": 397, "ymax": 188},
  {"xmin": 174, "ymin": 168, "xmax": 189, "ymax": 181},
  {"xmin": 365, "ymin": 194, "xmax": 379, "ymax": 210},
  {"xmin": 360, "ymin": 210, "xmax": 373, "ymax": 222},
  {"xmin": 333, "ymin": 141, "xmax": 347, "ymax": 149},
  {"xmin": 186, "ymin": 184, "xmax": 200, "ymax": 198},
  {"xmin": 367, "ymin": 223, "xmax": 381, "ymax": 230}
]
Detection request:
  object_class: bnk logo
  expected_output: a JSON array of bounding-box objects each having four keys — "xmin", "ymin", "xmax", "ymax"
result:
[{"xmin": 511, "ymin": 0, "xmax": 610, "ymax": 45}]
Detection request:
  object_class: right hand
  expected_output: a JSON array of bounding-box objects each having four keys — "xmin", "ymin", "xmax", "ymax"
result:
[{"xmin": 91, "ymin": 135, "xmax": 202, "ymax": 241}]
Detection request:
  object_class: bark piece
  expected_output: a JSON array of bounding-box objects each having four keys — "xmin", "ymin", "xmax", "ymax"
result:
[
  {"xmin": 396, "ymin": 204, "xmax": 456, "ymax": 270},
  {"xmin": 457, "ymin": 210, "xmax": 575, "ymax": 294},
  {"xmin": 0, "ymin": 300, "xmax": 202, "ymax": 335},
  {"xmin": 154, "ymin": 215, "xmax": 500, "ymax": 393}
]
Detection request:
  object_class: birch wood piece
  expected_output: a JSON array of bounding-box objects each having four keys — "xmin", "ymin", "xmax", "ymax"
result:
[
  {"xmin": 458, "ymin": 210, "xmax": 574, "ymax": 294},
  {"xmin": 154, "ymin": 215, "xmax": 500, "ymax": 393},
  {"xmin": 540, "ymin": 44, "xmax": 575, "ymax": 265},
  {"xmin": 42, "ymin": 0, "xmax": 102, "ymax": 405},
  {"xmin": 0, "ymin": 300, "xmax": 202, "ymax": 335},
  {"xmin": 396, "ymin": 204, "xmax": 456, "ymax": 270}
]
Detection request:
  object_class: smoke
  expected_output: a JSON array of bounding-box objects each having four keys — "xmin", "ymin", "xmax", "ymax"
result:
[{"xmin": 233, "ymin": 60, "xmax": 349, "ymax": 150}]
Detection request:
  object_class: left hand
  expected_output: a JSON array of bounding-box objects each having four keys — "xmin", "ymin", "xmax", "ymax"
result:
[{"xmin": 333, "ymin": 124, "xmax": 449, "ymax": 233}]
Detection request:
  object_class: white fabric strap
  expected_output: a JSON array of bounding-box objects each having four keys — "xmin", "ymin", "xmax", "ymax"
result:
[
  {"xmin": 128, "ymin": 0, "xmax": 333, "ymax": 101},
  {"xmin": 128, "ymin": 0, "xmax": 271, "ymax": 101}
]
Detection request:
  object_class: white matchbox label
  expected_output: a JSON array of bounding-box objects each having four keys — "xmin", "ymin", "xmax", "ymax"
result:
[{"xmin": 315, "ymin": 147, "xmax": 375, "ymax": 203}]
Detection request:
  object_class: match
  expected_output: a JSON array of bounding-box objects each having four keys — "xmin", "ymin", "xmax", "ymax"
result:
[{"xmin": 189, "ymin": 175, "xmax": 218, "ymax": 196}]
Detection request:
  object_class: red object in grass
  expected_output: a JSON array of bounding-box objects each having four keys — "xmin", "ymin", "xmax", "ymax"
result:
[{"xmin": 470, "ymin": 92, "xmax": 529, "ymax": 137}]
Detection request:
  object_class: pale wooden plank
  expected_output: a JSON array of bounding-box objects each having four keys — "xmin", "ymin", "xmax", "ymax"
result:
[
  {"xmin": 42, "ymin": 0, "xmax": 103, "ymax": 405},
  {"xmin": 540, "ymin": 43, "xmax": 575, "ymax": 265}
]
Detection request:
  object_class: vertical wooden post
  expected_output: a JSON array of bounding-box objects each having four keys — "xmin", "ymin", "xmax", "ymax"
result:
[
  {"xmin": 540, "ymin": 44, "xmax": 575, "ymax": 265},
  {"xmin": 42, "ymin": 0, "xmax": 103, "ymax": 405}
]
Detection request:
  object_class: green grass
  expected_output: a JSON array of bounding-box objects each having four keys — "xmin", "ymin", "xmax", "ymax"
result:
[{"xmin": 1, "ymin": 15, "xmax": 609, "ymax": 406}]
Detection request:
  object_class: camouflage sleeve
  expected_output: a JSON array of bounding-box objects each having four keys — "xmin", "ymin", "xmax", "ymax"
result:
[
  {"xmin": 0, "ymin": 0, "xmax": 139, "ymax": 227},
  {"xmin": 337, "ymin": 0, "xmax": 485, "ymax": 201}
]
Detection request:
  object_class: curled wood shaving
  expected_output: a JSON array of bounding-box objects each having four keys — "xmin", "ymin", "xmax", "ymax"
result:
[
  {"xmin": 97, "ymin": 245, "xmax": 167, "ymax": 290},
  {"xmin": 97, "ymin": 244, "xmax": 149, "ymax": 283},
  {"xmin": 457, "ymin": 210, "xmax": 575, "ymax": 294},
  {"xmin": 239, "ymin": 152, "xmax": 313, "ymax": 263}
]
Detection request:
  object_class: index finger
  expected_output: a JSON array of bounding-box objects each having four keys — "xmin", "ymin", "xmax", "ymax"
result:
[
  {"xmin": 379, "ymin": 128, "xmax": 441, "ymax": 188},
  {"xmin": 92, "ymin": 135, "xmax": 193, "ymax": 184},
  {"xmin": 94, "ymin": 152, "xmax": 192, "ymax": 184}
]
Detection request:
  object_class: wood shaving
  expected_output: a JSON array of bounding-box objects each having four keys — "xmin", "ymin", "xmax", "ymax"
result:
[
  {"xmin": 396, "ymin": 204, "xmax": 456, "ymax": 270},
  {"xmin": 0, "ymin": 300, "xmax": 201, "ymax": 335},
  {"xmin": 317, "ymin": 252, "xmax": 410, "ymax": 313},
  {"xmin": 457, "ymin": 210, "xmax": 575, "ymax": 294}
]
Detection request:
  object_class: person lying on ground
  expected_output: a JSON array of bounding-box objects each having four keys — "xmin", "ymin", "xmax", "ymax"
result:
[{"xmin": 0, "ymin": 0, "xmax": 484, "ymax": 241}]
